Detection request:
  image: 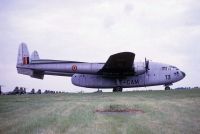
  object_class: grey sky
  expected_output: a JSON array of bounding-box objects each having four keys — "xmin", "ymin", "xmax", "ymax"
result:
[{"xmin": 0, "ymin": 0, "xmax": 200, "ymax": 92}]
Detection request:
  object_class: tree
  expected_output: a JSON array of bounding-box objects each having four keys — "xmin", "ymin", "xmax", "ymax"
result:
[
  {"xmin": 19, "ymin": 87, "xmax": 24, "ymax": 94},
  {"xmin": 31, "ymin": 88, "xmax": 35, "ymax": 94},
  {"xmin": 0, "ymin": 88, "xmax": 1, "ymax": 95},
  {"xmin": 37, "ymin": 89, "xmax": 41, "ymax": 94},
  {"xmin": 23, "ymin": 88, "xmax": 26, "ymax": 94},
  {"xmin": 44, "ymin": 90, "xmax": 48, "ymax": 94},
  {"xmin": 13, "ymin": 86, "xmax": 19, "ymax": 94}
]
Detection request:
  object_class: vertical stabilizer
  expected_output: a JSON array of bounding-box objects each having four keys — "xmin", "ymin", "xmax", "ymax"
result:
[
  {"xmin": 17, "ymin": 43, "xmax": 30, "ymax": 65},
  {"xmin": 31, "ymin": 50, "xmax": 40, "ymax": 61}
]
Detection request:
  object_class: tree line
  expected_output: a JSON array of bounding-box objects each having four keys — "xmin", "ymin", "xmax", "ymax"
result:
[{"xmin": 0, "ymin": 86, "xmax": 65, "ymax": 95}]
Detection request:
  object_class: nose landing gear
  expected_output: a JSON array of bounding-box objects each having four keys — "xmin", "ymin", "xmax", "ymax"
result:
[{"xmin": 164, "ymin": 83, "xmax": 172, "ymax": 90}]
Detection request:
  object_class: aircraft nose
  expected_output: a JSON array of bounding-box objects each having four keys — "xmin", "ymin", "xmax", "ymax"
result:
[{"xmin": 181, "ymin": 71, "xmax": 186, "ymax": 78}]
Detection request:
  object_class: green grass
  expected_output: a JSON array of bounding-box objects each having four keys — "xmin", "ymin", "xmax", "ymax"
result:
[{"xmin": 0, "ymin": 89, "xmax": 200, "ymax": 134}]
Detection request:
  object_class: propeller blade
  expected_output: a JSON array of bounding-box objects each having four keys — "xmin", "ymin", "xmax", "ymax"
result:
[{"xmin": 145, "ymin": 58, "xmax": 149, "ymax": 71}]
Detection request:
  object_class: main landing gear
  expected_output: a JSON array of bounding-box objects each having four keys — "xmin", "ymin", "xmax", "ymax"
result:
[
  {"xmin": 165, "ymin": 86, "xmax": 171, "ymax": 90},
  {"xmin": 113, "ymin": 87, "xmax": 123, "ymax": 92}
]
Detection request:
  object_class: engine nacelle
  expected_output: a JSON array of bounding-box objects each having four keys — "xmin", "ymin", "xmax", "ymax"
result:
[{"xmin": 134, "ymin": 64, "xmax": 146, "ymax": 75}]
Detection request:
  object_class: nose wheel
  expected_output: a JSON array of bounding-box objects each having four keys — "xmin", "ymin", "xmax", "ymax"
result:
[{"xmin": 113, "ymin": 87, "xmax": 123, "ymax": 92}]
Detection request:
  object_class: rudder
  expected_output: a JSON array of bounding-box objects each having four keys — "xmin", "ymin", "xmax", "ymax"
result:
[{"xmin": 17, "ymin": 43, "xmax": 30, "ymax": 65}]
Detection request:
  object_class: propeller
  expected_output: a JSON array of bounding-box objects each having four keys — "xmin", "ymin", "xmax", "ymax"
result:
[{"xmin": 145, "ymin": 58, "xmax": 149, "ymax": 72}]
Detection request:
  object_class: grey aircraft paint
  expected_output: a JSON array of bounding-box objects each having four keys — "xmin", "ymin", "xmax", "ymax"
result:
[{"xmin": 16, "ymin": 43, "xmax": 185, "ymax": 92}]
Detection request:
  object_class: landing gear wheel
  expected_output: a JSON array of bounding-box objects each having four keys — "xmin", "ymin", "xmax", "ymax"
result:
[
  {"xmin": 113, "ymin": 87, "xmax": 123, "ymax": 92},
  {"xmin": 165, "ymin": 86, "xmax": 170, "ymax": 90}
]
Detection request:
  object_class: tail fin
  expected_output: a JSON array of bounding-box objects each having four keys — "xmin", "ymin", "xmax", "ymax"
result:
[
  {"xmin": 17, "ymin": 43, "xmax": 30, "ymax": 65},
  {"xmin": 17, "ymin": 43, "xmax": 44, "ymax": 79},
  {"xmin": 31, "ymin": 50, "xmax": 40, "ymax": 61}
]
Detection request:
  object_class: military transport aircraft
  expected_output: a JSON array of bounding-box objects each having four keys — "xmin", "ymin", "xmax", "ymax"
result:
[{"xmin": 16, "ymin": 43, "xmax": 185, "ymax": 92}]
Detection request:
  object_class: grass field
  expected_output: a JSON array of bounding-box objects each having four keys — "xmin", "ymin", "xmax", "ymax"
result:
[{"xmin": 0, "ymin": 89, "xmax": 200, "ymax": 134}]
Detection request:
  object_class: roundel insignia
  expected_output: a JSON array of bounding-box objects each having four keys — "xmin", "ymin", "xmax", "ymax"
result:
[{"xmin": 72, "ymin": 65, "xmax": 77, "ymax": 72}]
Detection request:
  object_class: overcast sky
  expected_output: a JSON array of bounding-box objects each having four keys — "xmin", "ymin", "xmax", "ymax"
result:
[{"xmin": 0, "ymin": 0, "xmax": 200, "ymax": 92}]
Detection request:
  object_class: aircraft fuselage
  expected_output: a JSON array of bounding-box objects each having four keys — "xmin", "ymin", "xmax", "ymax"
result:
[
  {"xmin": 16, "ymin": 43, "xmax": 185, "ymax": 91},
  {"xmin": 17, "ymin": 61, "xmax": 185, "ymax": 88}
]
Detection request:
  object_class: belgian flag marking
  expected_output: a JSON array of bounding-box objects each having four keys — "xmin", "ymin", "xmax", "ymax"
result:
[{"xmin": 23, "ymin": 57, "xmax": 29, "ymax": 64}]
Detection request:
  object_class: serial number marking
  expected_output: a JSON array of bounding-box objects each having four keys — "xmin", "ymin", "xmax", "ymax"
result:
[{"xmin": 122, "ymin": 79, "xmax": 139, "ymax": 85}]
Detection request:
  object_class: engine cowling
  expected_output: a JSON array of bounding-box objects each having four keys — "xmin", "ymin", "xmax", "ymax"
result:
[{"xmin": 134, "ymin": 64, "xmax": 146, "ymax": 75}]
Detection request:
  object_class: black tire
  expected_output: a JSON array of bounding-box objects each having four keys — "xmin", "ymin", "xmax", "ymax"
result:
[
  {"xmin": 165, "ymin": 86, "xmax": 170, "ymax": 90},
  {"xmin": 113, "ymin": 87, "xmax": 123, "ymax": 92}
]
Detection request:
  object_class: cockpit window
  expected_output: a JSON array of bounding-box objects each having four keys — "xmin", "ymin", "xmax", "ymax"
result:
[
  {"xmin": 169, "ymin": 66, "xmax": 176, "ymax": 68},
  {"xmin": 174, "ymin": 71, "xmax": 180, "ymax": 76},
  {"xmin": 169, "ymin": 66, "xmax": 179, "ymax": 70},
  {"xmin": 162, "ymin": 66, "xmax": 179, "ymax": 71}
]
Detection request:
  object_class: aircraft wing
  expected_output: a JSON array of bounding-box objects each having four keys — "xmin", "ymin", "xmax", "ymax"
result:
[{"xmin": 98, "ymin": 52, "xmax": 135, "ymax": 77}]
